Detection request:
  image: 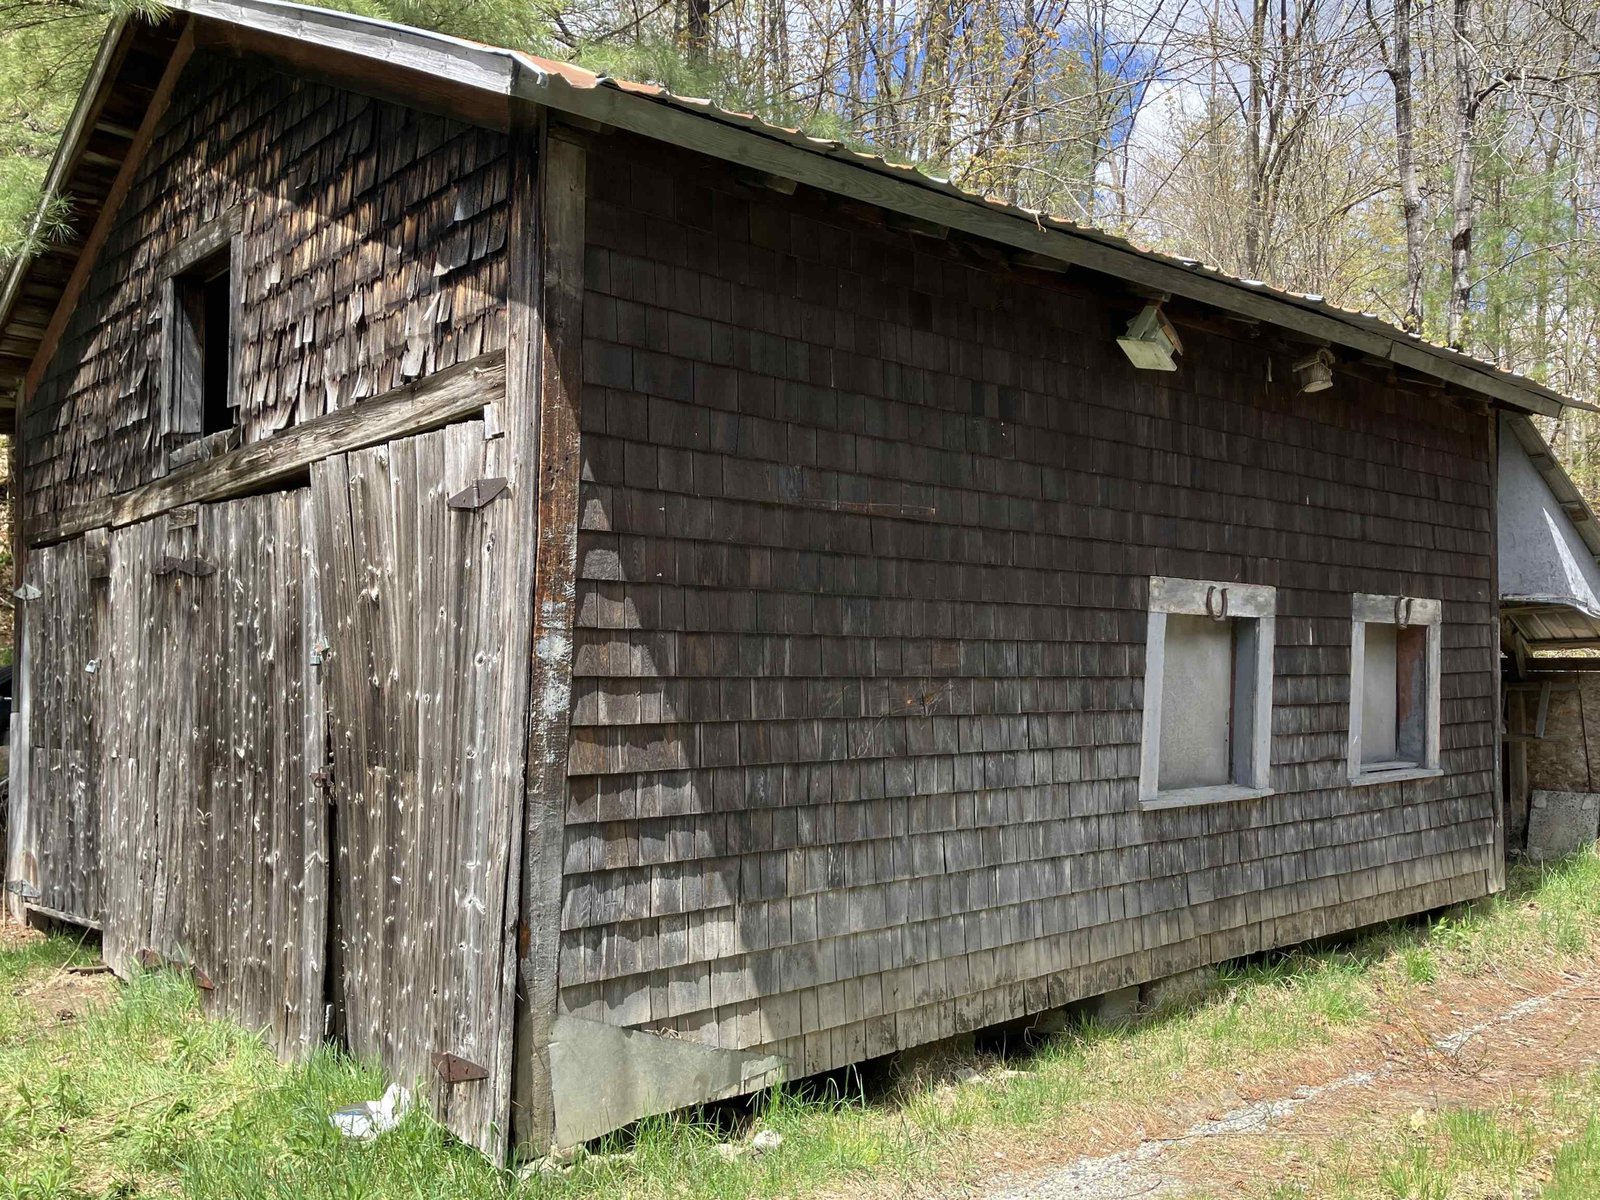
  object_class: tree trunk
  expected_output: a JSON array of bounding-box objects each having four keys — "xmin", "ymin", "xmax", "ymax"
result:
[
  {"xmin": 683, "ymin": 0, "xmax": 711, "ymax": 61},
  {"xmin": 1388, "ymin": 0, "xmax": 1425, "ymax": 333},
  {"xmin": 1447, "ymin": 0, "xmax": 1478, "ymax": 349},
  {"xmin": 1244, "ymin": 0, "xmax": 1268, "ymax": 277}
]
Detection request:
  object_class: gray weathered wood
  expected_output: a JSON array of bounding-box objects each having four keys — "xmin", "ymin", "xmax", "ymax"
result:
[
  {"xmin": 514, "ymin": 126, "xmax": 586, "ymax": 1154},
  {"xmin": 29, "ymin": 350, "xmax": 506, "ymax": 545}
]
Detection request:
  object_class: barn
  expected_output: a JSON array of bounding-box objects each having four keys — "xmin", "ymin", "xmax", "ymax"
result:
[{"xmin": 0, "ymin": 0, "xmax": 1585, "ymax": 1159}]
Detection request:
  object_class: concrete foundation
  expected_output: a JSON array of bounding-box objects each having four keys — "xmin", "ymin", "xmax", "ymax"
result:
[{"xmin": 1525, "ymin": 790, "xmax": 1600, "ymax": 863}]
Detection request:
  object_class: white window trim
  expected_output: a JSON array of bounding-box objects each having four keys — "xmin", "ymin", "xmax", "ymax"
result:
[
  {"xmin": 1139, "ymin": 577, "xmax": 1276, "ymax": 809},
  {"xmin": 1348, "ymin": 593, "xmax": 1443, "ymax": 786}
]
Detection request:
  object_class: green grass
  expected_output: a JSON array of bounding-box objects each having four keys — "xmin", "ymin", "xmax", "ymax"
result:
[
  {"xmin": 1229, "ymin": 1067, "xmax": 1600, "ymax": 1199},
  {"xmin": 4, "ymin": 848, "xmax": 1600, "ymax": 1199}
]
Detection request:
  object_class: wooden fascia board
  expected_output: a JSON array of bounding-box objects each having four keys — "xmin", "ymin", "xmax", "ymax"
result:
[
  {"xmin": 511, "ymin": 67, "xmax": 1565, "ymax": 417},
  {"xmin": 26, "ymin": 349, "xmax": 506, "ymax": 545},
  {"xmin": 175, "ymin": 0, "xmax": 516, "ymax": 94}
]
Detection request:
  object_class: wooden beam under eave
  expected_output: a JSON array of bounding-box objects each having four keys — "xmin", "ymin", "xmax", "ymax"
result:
[{"xmin": 512, "ymin": 121, "xmax": 587, "ymax": 1157}]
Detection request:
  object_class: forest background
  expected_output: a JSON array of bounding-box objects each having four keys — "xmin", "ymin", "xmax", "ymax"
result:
[{"xmin": 5, "ymin": 0, "xmax": 1600, "ymax": 483}]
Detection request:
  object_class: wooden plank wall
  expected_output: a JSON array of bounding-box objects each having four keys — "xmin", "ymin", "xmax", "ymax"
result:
[
  {"xmin": 99, "ymin": 516, "xmax": 190, "ymax": 974},
  {"xmin": 11, "ymin": 538, "xmax": 105, "ymax": 923},
  {"xmin": 107, "ymin": 496, "xmax": 325, "ymax": 1050},
  {"xmin": 20, "ymin": 494, "xmax": 327, "ymax": 1056},
  {"xmin": 21, "ymin": 48, "xmax": 509, "ymax": 525},
  {"xmin": 312, "ymin": 419, "xmax": 527, "ymax": 1159},
  {"xmin": 557, "ymin": 131, "xmax": 1500, "ymax": 1083},
  {"xmin": 184, "ymin": 494, "xmax": 327, "ymax": 1055}
]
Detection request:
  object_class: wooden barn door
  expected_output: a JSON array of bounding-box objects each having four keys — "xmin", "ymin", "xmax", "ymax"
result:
[
  {"xmin": 311, "ymin": 421, "xmax": 526, "ymax": 1158},
  {"xmin": 99, "ymin": 496, "xmax": 328, "ymax": 1056},
  {"xmin": 6, "ymin": 536, "xmax": 107, "ymax": 926},
  {"xmin": 101, "ymin": 517, "xmax": 202, "ymax": 975}
]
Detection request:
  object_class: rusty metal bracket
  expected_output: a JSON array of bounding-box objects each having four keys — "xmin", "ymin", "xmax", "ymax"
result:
[
  {"xmin": 432, "ymin": 1052, "xmax": 488, "ymax": 1084},
  {"xmin": 154, "ymin": 556, "xmax": 215, "ymax": 578},
  {"xmin": 311, "ymin": 769, "xmax": 334, "ymax": 792},
  {"xmin": 446, "ymin": 477, "xmax": 509, "ymax": 510}
]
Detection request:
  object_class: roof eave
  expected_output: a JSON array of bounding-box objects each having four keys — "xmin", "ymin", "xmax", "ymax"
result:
[{"xmin": 0, "ymin": 0, "xmax": 1580, "ymax": 420}]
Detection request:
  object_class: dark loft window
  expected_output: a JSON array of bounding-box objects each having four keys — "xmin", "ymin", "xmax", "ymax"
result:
[{"xmin": 171, "ymin": 249, "xmax": 235, "ymax": 435}]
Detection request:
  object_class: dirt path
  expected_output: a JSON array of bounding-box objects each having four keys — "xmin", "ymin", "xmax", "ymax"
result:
[{"xmin": 961, "ymin": 968, "xmax": 1600, "ymax": 1199}]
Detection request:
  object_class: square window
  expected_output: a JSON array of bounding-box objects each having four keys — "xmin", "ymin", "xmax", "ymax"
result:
[
  {"xmin": 1349, "ymin": 594, "xmax": 1442, "ymax": 783},
  {"xmin": 1139, "ymin": 577, "xmax": 1276, "ymax": 808}
]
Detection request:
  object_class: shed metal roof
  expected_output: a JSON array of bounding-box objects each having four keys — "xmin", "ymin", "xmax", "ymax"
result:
[
  {"xmin": 0, "ymin": 0, "xmax": 1587, "ymax": 419},
  {"xmin": 1500, "ymin": 414, "xmax": 1600, "ymax": 651}
]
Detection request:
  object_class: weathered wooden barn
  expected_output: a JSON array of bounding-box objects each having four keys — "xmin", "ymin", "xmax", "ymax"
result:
[{"xmin": 0, "ymin": 0, "xmax": 1588, "ymax": 1159}]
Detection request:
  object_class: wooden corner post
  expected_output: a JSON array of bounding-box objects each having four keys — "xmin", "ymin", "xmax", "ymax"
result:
[
  {"xmin": 1488, "ymin": 410, "xmax": 1506, "ymax": 889},
  {"xmin": 509, "ymin": 113, "xmax": 586, "ymax": 1154}
]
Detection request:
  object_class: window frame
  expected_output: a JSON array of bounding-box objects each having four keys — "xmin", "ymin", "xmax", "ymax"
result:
[
  {"xmin": 1347, "ymin": 593, "xmax": 1444, "ymax": 785},
  {"xmin": 1138, "ymin": 576, "xmax": 1276, "ymax": 810},
  {"xmin": 159, "ymin": 207, "xmax": 243, "ymax": 458}
]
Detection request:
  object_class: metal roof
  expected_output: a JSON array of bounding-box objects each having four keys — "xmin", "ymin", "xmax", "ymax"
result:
[
  {"xmin": 1500, "ymin": 413, "xmax": 1600, "ymax": 650},
  {"xmin": 0, "ymin": 0, "xmax": 1586, "ymax": 419}
]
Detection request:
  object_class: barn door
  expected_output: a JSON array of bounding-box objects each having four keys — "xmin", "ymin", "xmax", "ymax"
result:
[
  {"xmin": 179, "ymin": 493, "xmax": 328, "ymax": 1055},
  {"xmin": 99, "ymin": 497, "xmax": 328, "ymax": 1057},
  {"xmin": 6, "ymin": 536, "xmax": 106, "ymax": 926},
  {"xmin": 311, "ymin": 421, "xmax": 525, "ymax": 1158},
  {"xmin": 101, "ymin": 517, "xmax": 202, "ymax": 975}
]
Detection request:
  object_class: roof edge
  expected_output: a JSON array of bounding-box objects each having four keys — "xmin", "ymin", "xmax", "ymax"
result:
[{"xmin": 0, "ymin": 0, "xmax": 1583, "ymax": 420}]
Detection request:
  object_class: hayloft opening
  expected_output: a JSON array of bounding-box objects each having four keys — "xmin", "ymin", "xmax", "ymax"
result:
[{"xmin": 171, "ymin": 249, "xmax": 236, "ymax": 436}]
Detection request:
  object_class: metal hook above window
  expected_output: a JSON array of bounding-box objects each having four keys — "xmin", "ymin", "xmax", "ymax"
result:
[
  {"xmin": 1206, "ymin": 585, "xmax": 1229, "ymax": 621},
  {"xmin": 1395, "ymin": 596, "xmax": 1412, "ymax": 629}
]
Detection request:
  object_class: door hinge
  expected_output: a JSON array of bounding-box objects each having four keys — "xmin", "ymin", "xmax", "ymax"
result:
[
  {"xmin": 432, "ymin": 1052, "xmax": 488, "ymax": 1084},
  {"xmin": 446, "ymin": 477, "xmax": 509, "ymax": 510},
  {"xmin": 154, "ymin": 556, "xmax": 215, "ymax": 578}
]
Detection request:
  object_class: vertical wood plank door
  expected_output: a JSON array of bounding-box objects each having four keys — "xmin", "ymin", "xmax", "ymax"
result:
[
  {"xmin": 181, "ymin": 493, "xmax": 329, "ymax": 1057},
  {"xmin": 98, "ymin": 497, "xmax": 328, "ymax": 1058},
  {"xmin": 101, "ymin": 517, "xmax": 198, "ymax": 975},
  {"xmin": 312, "ymin": 420, "xmax": 525, "ymax": 1159},
  {"xmin": 8, "ymin": 537, "xmax": 106, "ymax": 925}
]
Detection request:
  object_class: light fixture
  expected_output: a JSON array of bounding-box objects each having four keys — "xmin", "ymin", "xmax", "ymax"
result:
[
  {"xmin": 1294, "ymin": 348, "xmax": 1335, "ymax": 393},
  {"xmin": 1116, "ymin": 302, "xmax": 1183, "ymax": 371}
]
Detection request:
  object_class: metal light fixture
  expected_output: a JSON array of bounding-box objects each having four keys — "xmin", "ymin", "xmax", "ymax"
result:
[
  {"xmin": 1294, "ymin": 348, "xmax": 1335, "ymax": 393},
  {"xmin": 1116, "ymin": 302, "xmax": 1183, "ymax": 371}
]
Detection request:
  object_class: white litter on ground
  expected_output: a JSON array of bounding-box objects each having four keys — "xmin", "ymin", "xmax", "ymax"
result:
[{"xmin": 330, "ymin": 1084, "xmax": 413, "ymax": 1141}]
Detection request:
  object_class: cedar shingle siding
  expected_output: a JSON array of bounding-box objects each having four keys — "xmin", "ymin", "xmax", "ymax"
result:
[
  {"xmin": 560, "ymin": 133, "xmax": 1498, "ymax": 1074},
  {"xmin": 22, "ymin": 52, "xmax": 508, "ymax": 523}
]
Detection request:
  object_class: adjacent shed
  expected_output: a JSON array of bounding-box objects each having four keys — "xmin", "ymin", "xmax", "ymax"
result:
[{"xmin": 0, "ymin": 0, "xmax": 1587, "ymax": 1157}]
